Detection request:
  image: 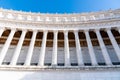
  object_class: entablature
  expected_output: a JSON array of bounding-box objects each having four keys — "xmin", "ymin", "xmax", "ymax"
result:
[
  {"xmin": 0, "ymin": 18, "xmax": 120, "ymax": 31},
  {"xmin": 0, "ymin": 8, "xmax": 120, "ymax": 24}
]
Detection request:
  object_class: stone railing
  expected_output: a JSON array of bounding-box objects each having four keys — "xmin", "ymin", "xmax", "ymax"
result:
[{"xmin": 0, "ymin": 8, "xmax": 120, "ymax": 24}]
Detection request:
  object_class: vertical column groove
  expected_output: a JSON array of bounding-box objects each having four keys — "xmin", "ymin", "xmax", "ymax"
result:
[
  {"xmin": 0, "ymin": 29, "xmax": 16, "ymax": 65},
  {"xmin": 74, "ymin": 30, "xmax": 84, "ymax": 66},
  {"xmin": 106, "ymin": 28, "xmax": 120, "ymax": 61},
  {"xmin": 95, "ymin": 29, "xmax": 112, "ymax": 65},
  {"xmin": 38, "ymin": 30, "xmax": 48, "ymax": 66},
  {"xmin": 24, "ymin": 30, "xmax": 37, "ymax": 66},
  {"xmin": 64, "ymin": 30, "xmax": 70, "ymax": 66},
  {"xmin": 84, "ymin": 30, "xmax": 98, "ymax": 66},
  {"xmin": 52, "ymin": 30, "xmax": 58, "ymax": 66},
  {"xmin": 10, "ymin": 29, "xmax": 27, "ymax": 65}
]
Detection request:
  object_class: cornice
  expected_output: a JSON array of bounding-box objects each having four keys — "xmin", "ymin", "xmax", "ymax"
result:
[
  {"xmin": 0, "ymin": 18, "xmax": 120, "ymax": 30},
  {"xmin": 0, "ymin": 8, "xmax": 120, "ymax": 15},
  {"xmin": 0, "ymin": 8, "xmax": 120, "ymax": 25}
]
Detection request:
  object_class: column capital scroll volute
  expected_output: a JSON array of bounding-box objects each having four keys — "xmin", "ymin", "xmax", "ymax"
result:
[
  {"xmin": 53, "ymin": 30, "xmax": 58, "ymax": 34},
  {"xmin": 84, "ymin": 29, "xmax": 89, "ymax": 33},
  {"xmin": 22, "ymin": 29, "xmax": 28, "ymax": 32},
  {"xmin": 32, "ymin": 29, "xmax": 38, "ymax": 33},
  {"xmin": 11, "ymin": 28, "xmax": 17, "ymax": 32},
  {"xmin": 73, "ymin": 30, "xmax": 79, "ymax": 36},
  {"xmin": 117, "ymin": 27, "xmax": 120, "ymax": 30},
  {"xmin": 74, "ymin": 30, "xmax": 79, "ymax": 33},
  {"xmin": 113, "ymin": 27, "xmax": 119, "ymax": 31},
  {"xmin": 64, "ymin": 30, "xmax": 68, "ymax": 35},
  {"xmin": 105, "ymin": 28, "xmax": 111, "ymax": 31},
  {"xmin": 43, "ymin": 30, "xmax": 48, "ymax": 33},
  {"xmin": 117, "ymin": 27, "xmax": 120, "ymax": 33},
  {"xmin": 93, "ymin": 28, "xmax": 100, "ymax": 33}
]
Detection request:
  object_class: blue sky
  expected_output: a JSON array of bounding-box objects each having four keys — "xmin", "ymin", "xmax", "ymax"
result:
[{"xmin": 0, "ymin": 0, "xmax": 120, "ymax": 13}]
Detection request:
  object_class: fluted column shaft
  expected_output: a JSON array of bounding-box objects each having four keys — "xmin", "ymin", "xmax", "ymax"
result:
[
  {"xmin": 10, "ymin": 30, "xmax": 27, "ymax": 65},
  {"xmin": 38, "ymin": 31, "xmax": 48, "ymax": 66},
  {"xmin": 0, "ymin": 28, "xmax": 4, "ymax": 37},
  {"xmin": 0, "ymin": 29, "xmax": 16, "ymax": 65},
  {"xmin": 106, "ymin": 29, "xmax": 120, "ymax": 61},
  {"xmin": 52, "ymin": 31, "xmax": 58, "ymax": 66},
  {"xmin": 95, "ymin": 29, "xmax": 112, "ymax": 65},
  {"xmin": 24, "ymin": 30, "xmax": 37, "ymax": 66},
  {"xmin": 64, "ymin": 31, "xmax": 70, "ymax": 66},
  {"xmin": 74, "ymin": 30, "xmax": 84, "ymax": 66},
  {"xmin": 84, "ymin": 30, "xmax": 98, "ymax": 66}
]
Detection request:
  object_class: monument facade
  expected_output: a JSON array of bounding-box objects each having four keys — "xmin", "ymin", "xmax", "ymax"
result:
[{"xmin": 0, "ymin": 8, "xmax": 120, "ymax": 80}]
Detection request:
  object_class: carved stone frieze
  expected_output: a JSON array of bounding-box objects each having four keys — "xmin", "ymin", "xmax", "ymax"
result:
[
  {"xmin": 0, "ymin": 8, "xmax": 120, "ymax": 30},
  {"xmin": 0, "ymin": 18, "xmax": 120, "ymax": 31}
]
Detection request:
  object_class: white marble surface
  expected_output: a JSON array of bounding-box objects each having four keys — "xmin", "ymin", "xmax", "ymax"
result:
[
  {"xmin": 0, "ymin": 70, "xmax": 120, "ymax": 80},
  {"xmin": 0, "ymin": 45, "xmax": 119, "ymax": 65}
]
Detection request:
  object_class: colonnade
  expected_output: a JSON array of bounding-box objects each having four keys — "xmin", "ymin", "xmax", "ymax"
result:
[{"xmin": 0, "ymin": 28, "xmax": 120, "ymax": 66}]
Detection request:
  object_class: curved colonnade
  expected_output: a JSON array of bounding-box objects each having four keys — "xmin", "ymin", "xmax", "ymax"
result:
[{"xmin": 0, "ymin": 8, "xmax": 120, "ymax": 69}]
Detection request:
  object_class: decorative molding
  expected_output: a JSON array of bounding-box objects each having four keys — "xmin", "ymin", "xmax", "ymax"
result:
[
  {"xmin": 0, "ymin": 8, "xmax": 120, "ymax": 25},
  {"xmin": 0, "ymin": 18, "xmax": 120, "ymax": 31},
  {"xmin": 0, "ymin": 65, "xmax": 120, "ymax": 71}
]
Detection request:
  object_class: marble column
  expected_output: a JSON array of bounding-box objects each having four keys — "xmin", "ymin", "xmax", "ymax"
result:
[
  {"xmin": 24, "ymin": 30, "xmax": 37, "ymax": 66},
  {"xmin": 74, "ymin": 30, "xmax": 84, "ymax": 66},
  {"xmin": 106, "ymin": 28, "xmax": 120, "ymax": 61},
  {"xmin": 0, "ymin": 29, "xmax": 16, "ymax": 65},
  {"xmin": 38, "ymin": 30, "xmax": 48, "ymax": 66},
  {"xmin": 52, "ymin": 30, "xmax": 58, "ymax": 66},
  {"xmin": 10, "ymin": 29, "xmax": 27, "ymax": 65},
  {"xmin": 64, "ymin": 30, "xmax": 70, "ymax": 66},
  {"xmin": 84, "ymin": 30, "xmax": 98, "ymax": 66},
  {"xmin": 95, "ymin": 29, "xmax": 112, "ymax": 65}
]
